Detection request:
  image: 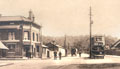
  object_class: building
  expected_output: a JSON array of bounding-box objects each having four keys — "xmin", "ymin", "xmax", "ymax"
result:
[
  {"xmin": 111, "ymin": 39, "xmax": 120, "ymax": 49},
  {"xmin": 42, "ymin": 45, "xmax": 48, "ymax": 58},
  {"xmin": 106, "ymin": 39, "xmax": 120, "ymax": 55},
  {"xmin": 0, "ymin": 11, "xmax": 42, "ymax": 58},
  {"xmin": 45, "ymin": 41, "xmax": 65, "ymax": 58},
  {"xmin": 0, "ymin": 41, "xmax": 9, "ymax": 58}
]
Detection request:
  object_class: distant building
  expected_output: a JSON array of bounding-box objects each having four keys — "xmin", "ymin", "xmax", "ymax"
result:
[
  {"xmin": 0, "ymin": 11, "xmax": 42, "ymax": 58},
  {"xmin": 45, "ymin": 42, "xmax": 65, "ymax": 58},
  {"xmin": 111, "ymin": 39, "xmax": 120, "ymax": 49},
  {"xmin": 106, "ymin": 40, "xmax": 120, "ymax": 55}
]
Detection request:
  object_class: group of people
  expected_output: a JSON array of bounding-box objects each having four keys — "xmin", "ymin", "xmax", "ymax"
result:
[
  {"xmin": 54, "ymin": 51, "xmax": 62, "ymax": 60},
  {"xmin": 71, "ymin": 48, "xmax": 82, "ymax": 57}
]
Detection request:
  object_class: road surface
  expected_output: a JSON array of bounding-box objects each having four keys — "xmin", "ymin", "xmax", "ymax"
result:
[{"xmin": 1, "ymin": 53, "xmax": 120, "ymax": 69}]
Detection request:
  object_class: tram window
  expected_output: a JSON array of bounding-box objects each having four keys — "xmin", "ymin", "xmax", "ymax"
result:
[{"xmin": 96, "ymin": 37, "xmax": 102, "ymax": 41}]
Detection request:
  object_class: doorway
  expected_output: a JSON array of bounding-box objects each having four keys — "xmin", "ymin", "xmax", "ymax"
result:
[
  {"xmin": 1, "ymin": 49, "xmax": 7, "ymax": 57},
  {"xmin": 24, "ymin": 45, "xmax": 30, "ymax": 57}
]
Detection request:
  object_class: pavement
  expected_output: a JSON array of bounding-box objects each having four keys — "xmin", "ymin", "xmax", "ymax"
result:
[{"xmin": 1, "ymin": 53, "xmax": 120, "ymax": 69}]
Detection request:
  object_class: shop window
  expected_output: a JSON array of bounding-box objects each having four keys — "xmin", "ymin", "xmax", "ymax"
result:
[{"xmin": 24, "ymin": 31, "xmax": 29, "ymax": 40}]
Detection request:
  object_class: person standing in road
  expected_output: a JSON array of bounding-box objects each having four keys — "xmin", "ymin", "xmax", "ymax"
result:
[
  {"xmin": 59, "ymin": 52, "xmax": 62, "ymax": 60},
  {"xmin": 79, "ymin": 50, "xmax": 81, "ymax": 57},
  {"xmin": 54, "ymin": 51, "xmax": 57, "ymax": 60}
]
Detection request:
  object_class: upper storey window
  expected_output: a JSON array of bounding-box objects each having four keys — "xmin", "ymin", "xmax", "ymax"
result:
[
  {"xmin": 95, "ymin": 37, "xmax": 102, "ymax": 41},
  {"xmin": 36, "ymin": 34, "xmax": 39, "ymax": 42},
  {"xmin": 8, "ymin": 32, "xmax": 15, "ymax": 40},
  {"xmin": 24, "ymin": 31, "xmax": 29, "ymax": 40},
  {"xmin": 33, "ymin": 32, "xmax": 35, "ymax": 41}
]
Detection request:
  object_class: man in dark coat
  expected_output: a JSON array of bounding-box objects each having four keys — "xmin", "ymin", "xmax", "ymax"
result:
[
  {"xmin": 54, "ymin": 51, "xmax": 57, "ymax": 60},
  {"xmin": 59, "ymin": 52, "xmax": 62, "ymax": 60}
]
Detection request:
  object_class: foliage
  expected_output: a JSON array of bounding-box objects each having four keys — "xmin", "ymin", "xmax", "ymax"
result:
[{"xmin": 42, "ymin": 35, "xmax": 118, "ymax": 50}]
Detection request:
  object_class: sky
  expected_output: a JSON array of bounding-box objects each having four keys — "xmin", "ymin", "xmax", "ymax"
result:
[{"xmin": 0, "ymin": 0, "xmax": 120, "ymax": 38}]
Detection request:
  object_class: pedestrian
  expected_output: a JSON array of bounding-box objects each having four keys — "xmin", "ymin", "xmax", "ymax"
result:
[
  {"xmin": 29, "ymin": 52, "xmax": 31, "ymax": 58},
  {"xmin": 71, "ymin": 48, "xmax": 74, "ymax": 57},
  {"xmin": 79, "ymin": 51, "xmax": 81, "ymax": 57},
  {"xmin": 59, "ymin": 52, "xmax": 62, "ymax": 60},
  {"xmin": 47, "ymin": 51, "xmax": 50, "ymax": 58},
  {"xmin": 28, "ymin": 51, "xmax": 31, "ymax": 59},
  {"xmin": 54, "ymin": 51, "xmax": 57, "ymax": 60}
]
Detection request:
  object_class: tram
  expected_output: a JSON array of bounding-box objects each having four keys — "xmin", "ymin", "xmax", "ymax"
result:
[{"xmin": 91, "ymin": 36, "xmax": 105, "ymax": 59}]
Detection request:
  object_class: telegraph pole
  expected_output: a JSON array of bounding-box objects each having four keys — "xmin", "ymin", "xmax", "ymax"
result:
[
  {"xmin": 64, "ymin": 35, "xmax": 67, "ymax": 56},
  {"xmin": 39, "ymin": 24, "xmax": 43, "ymax": 58},
  {"xmin": 89, "ymin": 6, "xmax": 93, "ymax": 58}
]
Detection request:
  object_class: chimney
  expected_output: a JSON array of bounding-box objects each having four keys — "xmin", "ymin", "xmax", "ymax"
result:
[
  {"xmin": 28, "ymin": 10, "xmax": 35, "ymax": 22},
  {"xmin": 28, "ymin": 10, "xmax": 32, "ymax": 20}
]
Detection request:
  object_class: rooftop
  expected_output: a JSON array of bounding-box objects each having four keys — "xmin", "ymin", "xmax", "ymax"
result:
[
  {"xmin": 0, "ymin": 16, "xmax": 32, "ymax": 22},
  {"xmin": 0, "ymin": 16, "xmax": 41, "ymax": 27}
]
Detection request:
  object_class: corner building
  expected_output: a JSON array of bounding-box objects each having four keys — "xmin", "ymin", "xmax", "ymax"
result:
[{"xmin": 0, "ymin": 11, "xmax": 42, "ymax": 58}]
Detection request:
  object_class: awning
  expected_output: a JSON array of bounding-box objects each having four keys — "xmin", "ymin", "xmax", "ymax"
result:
[
  {"xmin": 42, "ymin": 45, "xmax": 48, "ymax": 48},
  {"xmin": 56, "ymin": 45, "xmax": 62, "ymax": 48},
  {"xmin": 0, "ymin": 41, "xmax": 8, "ymax": 50}
]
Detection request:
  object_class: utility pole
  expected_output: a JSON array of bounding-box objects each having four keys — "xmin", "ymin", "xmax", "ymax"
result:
[
  {"xmin": 64, "ymin": 35, "xmax": 67, "ymax": 56},
  {"xmin": 89, "ymin": 6, "xmax": 93, "ymax": 58},
  {"xmin": 39, "ymin": 24, "xmax": 43, "ymax": 58}
]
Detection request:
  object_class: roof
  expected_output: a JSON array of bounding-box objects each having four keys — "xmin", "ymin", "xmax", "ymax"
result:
[
  {"xmin": 0, "ymin": 41, "xmax": 8, "ymax": 49},
  {"xmin": 0, "ymin": 16, "xmax": 32, "ymax": 22},
  {"xmin": 42, "ymin": 45, "xmax": 48, "ymax": 48},
  {"xmin": 0, "ymin": 16, "xmax": 41, "ymax": 27},
  {"xmin": 111, "ymin": 39, "xmax": 120, "ymax": 49},
  {"xmin": 56, "ymin": 45, "xmax": 62, "ymax": 48}
]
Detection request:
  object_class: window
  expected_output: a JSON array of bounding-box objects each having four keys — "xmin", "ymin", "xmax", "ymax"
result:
[
  {"xmin": 8, "ymin": 32, "xmax": 15, "ymax": 40},
  {"xmin": 7, "ymin": 44, "xmax": 15, "ymax": 52},
  {"xmin": 36, "ymin": 34, "xmax": 39, "ymax": 41},
  {"xmin": 24, "ymin": 31, "xmax": 29, "ymax": 40},
  {"xmin": 33, "ymin": 32, "xmax": 35, "ymax": 41},
  {"xmin": 96, "ymin": 37, "xmax": 102, "ymax": 41}
]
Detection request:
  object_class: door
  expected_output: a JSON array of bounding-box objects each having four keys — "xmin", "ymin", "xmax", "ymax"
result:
[
  {"xmin": 1, "ymin": 49, "xmax": 7, "ymax": 57},
  {"xmin": 24, "ymin": 45, "xmax": 30, "ymax": 57}
]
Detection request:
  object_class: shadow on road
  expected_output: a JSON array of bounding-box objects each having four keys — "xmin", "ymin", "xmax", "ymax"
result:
[{"xmin": 44, "ymin": 63, "xmax": 120, "ymax": 69}]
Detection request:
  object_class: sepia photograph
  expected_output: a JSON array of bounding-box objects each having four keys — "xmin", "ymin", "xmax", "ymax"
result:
[{"xmin": 0, "ymin": 0, "xmax": 120, "ymax": 69}]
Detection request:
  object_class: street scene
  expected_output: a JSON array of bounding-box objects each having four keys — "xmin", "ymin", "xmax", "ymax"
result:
[{"xmin": 0, "ymin": 0, "xmax": 120, "ymax": 69}]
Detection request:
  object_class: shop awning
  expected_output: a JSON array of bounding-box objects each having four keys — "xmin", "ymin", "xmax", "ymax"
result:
[{"xmin": 0, "ymin": 41, "xmax": 8, "ymax": 50}]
